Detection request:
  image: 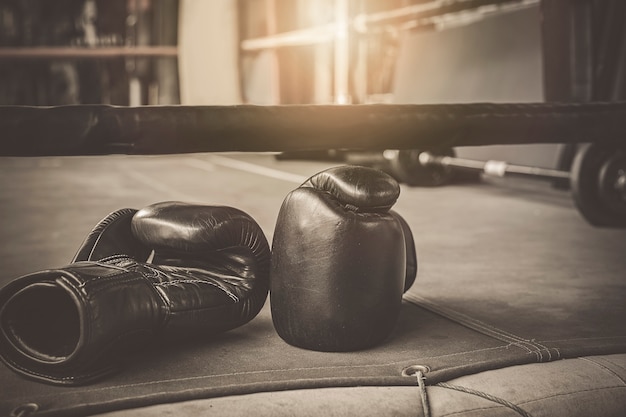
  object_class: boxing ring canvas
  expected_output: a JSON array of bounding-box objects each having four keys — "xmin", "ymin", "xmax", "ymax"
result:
[
  {"xmin": 0, "ymin": 151, "xmax": 624, "ymax": 416},
  {"xmin": 2, "ymin": 0, "xmax": 626, "ymax": 414}
]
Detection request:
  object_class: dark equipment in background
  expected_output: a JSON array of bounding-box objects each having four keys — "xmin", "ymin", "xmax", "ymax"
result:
[
  {"xmin": 1, "ymin": 0, "xmax": 625, "ymax": 231},
  {"xmin": 349, "ymin": 143, "xmax": 626, "ymax": 228},
  {"xmin": 0, "ymin": 0, "xmax": 179, "ymax": 106},
  {"xmin": 272, "ymin": 0, "xmax": 626, "ymax": 229}
]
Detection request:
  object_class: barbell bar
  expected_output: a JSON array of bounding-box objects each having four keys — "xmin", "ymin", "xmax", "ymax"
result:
[
  {"xmin": 417, "ymin": 151, "xmax": 571, "ymax": 181},
  {"xmin": 382, "ymin": 143, "xmax": 626, "ymax": 228}
]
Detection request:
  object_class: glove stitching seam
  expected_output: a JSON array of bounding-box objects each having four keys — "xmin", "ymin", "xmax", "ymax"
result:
[
  {"xmin": 76, "ymin": 265, "xmax": 138, "ymax": 289},
  {"xmin": 141, "ymin": 264, "xmax": 243, "ymax": 306},
  {"xmin": 86, "ymin": 276, "xmax": 149, "ymax": 296},
  {"xmin": 154, "ymin": 280, "xmax": 239, "ymax": 303},
  {"xmin": 76, "ymin": 271, "xmax": 128, "ymax": 288}
]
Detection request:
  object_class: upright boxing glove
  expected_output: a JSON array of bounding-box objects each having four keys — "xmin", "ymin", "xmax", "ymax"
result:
[
  {"xmin": 270, "ymin": 166, "xmax": 417, "ymax": 352},
  {"xmin": 0, "ymin": 201, "xmax": 270, "ymax": 385}
]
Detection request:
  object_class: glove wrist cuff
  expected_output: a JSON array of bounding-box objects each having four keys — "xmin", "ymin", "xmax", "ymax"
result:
[{"xmin": 0, "ymin": 263, "xmax": 163, "ymax": 385}]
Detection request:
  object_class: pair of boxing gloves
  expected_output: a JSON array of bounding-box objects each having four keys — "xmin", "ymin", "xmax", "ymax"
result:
[{"xmin": 0, "ymin": 166, "xmax": 417, "ymax": 385}]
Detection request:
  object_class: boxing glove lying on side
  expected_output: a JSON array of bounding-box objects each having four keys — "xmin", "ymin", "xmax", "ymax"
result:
[
  {"xmin": 270, "ymin": 166, "xmax": 417, "ymax": 352},
  {"xmin": 0, "ymin": 202, "xmax": 270, "ymax": 385}
]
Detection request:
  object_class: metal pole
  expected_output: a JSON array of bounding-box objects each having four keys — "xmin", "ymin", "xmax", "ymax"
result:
[
  {"xmin": 0, "ymin": 46, "xmax": 179, "ymax": 59},
  {"xmin": 420, "ymin": 152, "xmax": 571, "ymax": 180}
]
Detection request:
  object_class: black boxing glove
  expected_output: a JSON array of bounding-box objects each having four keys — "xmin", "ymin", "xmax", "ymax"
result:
[
  {"xmin": 270, "ymin": 166, "xmax": 417, "ymax": 352},
  {"xmin": 0, "ymin": 202, "xmax": 270, "ymax": 385}
]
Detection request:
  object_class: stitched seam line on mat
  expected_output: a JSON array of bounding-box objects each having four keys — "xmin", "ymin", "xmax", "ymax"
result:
[
  {"xmin": 436, "ymin": 382, "xmax": 533, "ymax": 417},
  {"xmin": 27, "ymin": 375, "xmax": 414, "ymax": 416},
  {"xmin": 439, "ymin": 405, "xmax": 507, "ymax": 417},
  {"xmin": 7, "ymin": 346, "xmax": 518, "ymax": 401},
  {"xmin": 404, "ymin": 295, "xmax": 537, "ymax": 354},
  {"xmin": 518, "ymin": 385, "xmax": 626, "ymax": 406},
  {"xmin": 430, "ymin": 358, "xmax": 531, "ymax": 375},
  {"xmin": 404, "ymin": 294, "xmax": 556, "ymax": 361},
  {"xmin": 578, "ymin": 357, "xmax": 626, "ymax": 385},
  {"xmin": 404, "ymin": 294, "xmax": 539, "ymax": 357},
  {"xmin": 539, "ymin": 336, "xmax": 626, "ymax": 343},
  {"xmin": 154, "ymin": 279, "xmax": 239, "ymax": 302},
  {"xmin": 404, "ymin": 293, "xmax": 558, "ymax": 362},
  {"xmin": 600, "ymin": 357, "xmax": 626, "ymax": 373}
]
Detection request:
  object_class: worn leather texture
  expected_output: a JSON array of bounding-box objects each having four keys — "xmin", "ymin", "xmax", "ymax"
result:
[
  {"xmin": 271, "ymin": 166, "xmax": 416, "ymax": 351},
  {"xmin": 0, "ymin": 202, "xmax": 270, "ymax": 386},
  {"xmin": 71, "ymin": 208, "xmax": 151, "ymax": 263}
]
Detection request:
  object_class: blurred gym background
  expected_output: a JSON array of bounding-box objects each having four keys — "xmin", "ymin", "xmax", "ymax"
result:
[{"xmin": 0, "ymin": 0, "xmax": 624, "ymax": 169}]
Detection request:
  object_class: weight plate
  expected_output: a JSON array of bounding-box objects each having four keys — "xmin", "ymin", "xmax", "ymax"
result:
[
  {"xmin": 570, "ymin": 143, "xmax": 626, "ymax": 228},
  {"xmin": 597, "ymin": 152, "xmax": 626, "ymax": 216},
  {"xmin": 389, "ymin": 148, "xmax": 455, "ymax": 187}
]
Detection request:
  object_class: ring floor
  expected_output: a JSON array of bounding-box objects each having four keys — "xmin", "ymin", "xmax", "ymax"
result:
[{"xmin": 0, "ymin": 153, "xmax": 625, "ymax": 417}]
